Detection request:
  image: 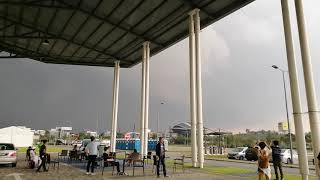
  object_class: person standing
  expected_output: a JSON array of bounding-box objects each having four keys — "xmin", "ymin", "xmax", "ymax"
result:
[
  {"xmin": 102, "ymin": 146, "xmax": 121, "ymax": 174},
  {"xmin": 85, "ymin": 136, "xmax": 99, "ymax": 175},
  {"xmin": 36, "ymin": 140, "xmax": 48, "ymax": 172},
  {"xmin": 156, "ymin": 137, "xmax": 168, "ymax": 177},
  {"xmin": 271, "ymin": 140, "xmax": 284, "ymax": 180},
  {"xmin": 257, "ymin": 142, "xmax": 271, "ymax": 180}
]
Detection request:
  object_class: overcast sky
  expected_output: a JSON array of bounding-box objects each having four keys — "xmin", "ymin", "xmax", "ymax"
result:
[{"xmin": 0, "ymin": 0, "xmax": 319, "ymax": 134}]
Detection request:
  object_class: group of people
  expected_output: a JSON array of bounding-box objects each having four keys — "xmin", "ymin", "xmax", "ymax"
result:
[
  {"xmin": 84, "ymin": 136, "xmax": 168, "ymax": 177},
  {"xmin": 255, "ymin": 140, "xmax": 283, "ymax": 180},
  {"xmin": 26, "ymin": 140, "xmax": 48, "ymax": 172},
  {"xmin": 25, "ymin": 136, "xmax": 168, "ymax": 177}
]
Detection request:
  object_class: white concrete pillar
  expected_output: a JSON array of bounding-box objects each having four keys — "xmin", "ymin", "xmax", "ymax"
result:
[
  {"xmin": 140, "ymin": 46, "xmax": 146, "ymax": 156},
  {"xmin": 110, "ymin": 61, "xmax": 120, "ymax": 152},
  {"xmin": 144, "ymin": 41, "xmax": 150, "ymax": 157},
  {"xmin": 281, "ymin": 0, "xmax": 309, "ymax": 179},
  {"xmin": 294, "ymin": 0, "xmax": 320, "ymax": 176},
  {"xmin": 194, "ymin": 9, "xmax": 204, "ymax": 169},
  {"xmin": 189, "ymin": 11, "xmax": 198, "ymax": 168}
]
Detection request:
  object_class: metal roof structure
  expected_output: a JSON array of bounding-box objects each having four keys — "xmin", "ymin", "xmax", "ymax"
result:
[{"xmin": 0, "ymin": 0, "xmax": 254, "ymax": 68}]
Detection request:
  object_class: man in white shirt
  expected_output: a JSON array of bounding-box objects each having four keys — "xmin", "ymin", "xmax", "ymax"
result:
[{"xmin": 85, "ymin": 136, "xmax": 99, "ymax": 175}]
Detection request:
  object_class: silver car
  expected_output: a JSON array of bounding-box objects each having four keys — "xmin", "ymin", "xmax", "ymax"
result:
[{"xmin": 0, "ymin": 143, "xmax": 17, "ymax": 167}]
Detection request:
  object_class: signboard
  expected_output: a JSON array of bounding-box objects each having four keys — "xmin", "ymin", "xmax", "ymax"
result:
[{"xmin": 124, "ymin": 133, "xmax": 130, "ymax": 140}]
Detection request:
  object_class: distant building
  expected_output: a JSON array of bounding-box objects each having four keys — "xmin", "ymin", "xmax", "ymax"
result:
[
  {"xmin": 278, "ymin": 122, "xmax": 288, "ymax": 134},
  {"xmin": 0, "ymin": 126, "xmax": 34, "ymax": 147},
  {"xmin": 50, "ymin": 127, "xmax": 72, "ymax": 138},
  {"xmin": 32, "ymin": 130, "xmax": 46, "ymax": 136},
  {"xmin": 86, "ymin": 130, "xmax": 98, "ymax": 137},
  {"xmin": 171, "ymin": 122, "xmax": 191, "ymax": 135}
]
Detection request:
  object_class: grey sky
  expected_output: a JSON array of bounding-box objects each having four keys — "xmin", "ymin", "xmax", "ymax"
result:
[{"xmin": 0, "ymin": 0, "xmax": 319, "ymax": 134}]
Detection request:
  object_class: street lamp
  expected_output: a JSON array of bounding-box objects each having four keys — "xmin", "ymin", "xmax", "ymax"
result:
[
  {"xmin": 157, "ymin": 102, "xmax": 165, "ymax": 138},
  {"xmin": 272, "ymin": 65, "xmax": 293, "ymax": 164}
]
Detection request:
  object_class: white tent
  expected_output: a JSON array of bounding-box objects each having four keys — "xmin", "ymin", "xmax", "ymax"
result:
[{"xmin": 0, "ymin": 126, "xmax": 34, "ymax": 147}]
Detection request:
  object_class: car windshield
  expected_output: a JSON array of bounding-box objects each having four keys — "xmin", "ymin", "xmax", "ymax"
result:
[
  {"xmin": 0, "ymin": 144, "xmax": 14, "ymax": 150},
  {"xmin": 233, "ymin": 148, "xmax": 244, "ymax": 152}
]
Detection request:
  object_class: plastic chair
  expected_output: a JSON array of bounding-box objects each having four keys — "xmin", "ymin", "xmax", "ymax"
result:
[
  {"xmin": 173, "ymin": 155, "xmax": 185, "ymax": 173},
  {"xmin": 58, "ymin": 150, "xmax": 68, "ymax": 161},
  {"xmin": 146, "ymin": 152, "xmax": 152, "ymax": 164},
  {"xmin": 132, "ymin": 156, "xmax": 145, "ymax": 176}
]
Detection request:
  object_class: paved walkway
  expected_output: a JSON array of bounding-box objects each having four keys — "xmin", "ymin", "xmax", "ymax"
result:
[{"xmin": 0, "ymin": 160, "xmax": 247, "ymax": 180}]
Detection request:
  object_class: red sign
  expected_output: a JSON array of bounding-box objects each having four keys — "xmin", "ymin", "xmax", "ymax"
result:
[{"xmin": 124, "ymin": 133, "xmax": 130, "ymax": 140}]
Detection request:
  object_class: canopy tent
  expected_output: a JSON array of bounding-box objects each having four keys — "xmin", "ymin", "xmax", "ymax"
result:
[
  {"xmin": 0, "ymin": 126, "xmax": 34, "ymax": 147},
  {"xmin": 0, "ymin": 0, "xmax": 254, "ymax": 68}
]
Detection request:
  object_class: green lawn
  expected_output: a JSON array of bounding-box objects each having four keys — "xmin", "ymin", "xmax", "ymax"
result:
[
  {"xmin": 17, "ymin": 145, "xmax": 67, "ymax": 153},
  {"xmin": 201, "ymin": 167, "xmax": 254, "ymax": 174},
  {"xmin": 167, "ymin": 144, "xmax": 191, "ymax": 153},
  {"xmin": 205, "ymin": 154, "xmax": 228, "ymax": 159},
  {"xmin": 165, "ymin": 159, "xmax": 318, "ymax": 180},
  {"xmin": 247, "ymin": 174, "xmax": 318, "ymax": 180}
]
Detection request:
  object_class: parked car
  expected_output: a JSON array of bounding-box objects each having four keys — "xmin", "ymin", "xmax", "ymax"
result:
[
  {"xmin": 228, "ymin": 147, "xmax": 248, "ymax": 160},
  {"xmin": 245, "ymin": 147, "xmax": 259, "ymax": 161},
  {"xmin": 281, "ymin": 149, "xmax": 298, "ymax": 164},
  {"xmin": 0, "ymin": 143, "xmax": 17, "ymax": 167}
]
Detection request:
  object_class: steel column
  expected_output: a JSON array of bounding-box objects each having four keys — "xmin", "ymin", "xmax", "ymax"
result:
[
  {"xmin": 140, "ymin": 45, "xmax": 146, "ymax": 156},
  {"xmin": 110, "ymin": 61, "xmax": 120, "ymax": 152},
  {"xmin": 194, "ymin": 9, "xmax": 204, "ymax": 169},
  {"xmin": 144, "ymin": 41, "xmax": 150, "ymax": 157},
  {"xmin": 188, "ymin": 11, "xmax": 198, "ymax": 168},
  {"xmin": 281, "ymin": 2, "xmax": 309, "ymax": 178},
  {"xmin": 294, "ymin": 0, "xmax": 320, "ymax": 177}
]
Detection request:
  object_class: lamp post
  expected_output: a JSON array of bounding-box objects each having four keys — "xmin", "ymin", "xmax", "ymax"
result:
[
  {"xmin": 157, "ymin": 102, "xmax": 165, "ymax": 138},
  {"xmin": 272, "ymin": 65, "xmax": 293, "ymax": 164}
]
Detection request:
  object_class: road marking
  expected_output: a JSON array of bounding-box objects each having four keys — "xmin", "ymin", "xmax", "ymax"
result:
[{"xmin": 5, "ymin": 173, "xmax": 23, "ymax": 180}]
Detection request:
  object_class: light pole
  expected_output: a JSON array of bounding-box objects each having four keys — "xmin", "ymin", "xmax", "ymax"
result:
[
  {"xmin": 272, "ymin": 65, "xmax": 293, "ymax": 164},
  {"xmin": 157, "ymin": 102, "xmax": 165, "ymax": 138}
]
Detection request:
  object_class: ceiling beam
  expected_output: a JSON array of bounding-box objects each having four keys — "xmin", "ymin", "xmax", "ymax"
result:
[
  {"xmin": 115, "ymin": 3, "xmax": 187, "ymax": 59},
  {"xmin": 0, "ymin": 23, "xmax": 13, "ymax": 32},
  {"xmin": 46, "ymin": 0, "xmax": 82, "ymax": 56},
  {"xmin": 178, "ymin": 0, "xmax": 216, "ymax": 18},
  {"xmin": 56, "ymin": 0, "xmax": 104, "ymax": 57},
  {"xmin": 35, "ymin": 0, "xmax": 59, "ymax": 54},
  {"xmin": 0, "ymin": 40, "xmax": 132, "ymax": 63},
  {"xmin": 93, "ymin": 0, "xmax": 168, "ymax": 63},
  {"xmin": 0, "ymin": 14, "xmax": 121, "ymax": 60},
  {"xmin": 69, "ymin": 0, "xmax": 125, "ymax": 58},
  {"xmin": 0, "ymin": 1, "xmax": 74, "ymax": 10},
  {"xmin": 25, "ymin": 8, "xmax": 41, "ymax": 51},
  {"xmin": 1, "ymin": 0, "xmax": 162, "ymax": 46},
  {"xmin": 55, "ymin": 0, "xmax": 163, "ymax": 46},
  {"xmin": 80, "ymin": 0, "xmax": 146, "ymax": 62}
]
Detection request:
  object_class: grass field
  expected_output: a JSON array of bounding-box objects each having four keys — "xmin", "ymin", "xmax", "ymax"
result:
[{"xmin": 17, "ymin": 145, "xmax": 70, "ymax": 153}]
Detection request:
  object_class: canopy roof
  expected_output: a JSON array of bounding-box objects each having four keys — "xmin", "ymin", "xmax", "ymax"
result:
[{"xmin": 0, "ymin": 0, "xmax": 254, "ymax": 68}]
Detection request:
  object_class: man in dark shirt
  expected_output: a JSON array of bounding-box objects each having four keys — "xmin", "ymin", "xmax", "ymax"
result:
[
  {"xmin": 271, "ymin": 140, "xmax": 283, "ymax": 180},
  {"xmin": 156, "ymin": 137, "xmax": 168, "ymax": 177},
  {"xmin": 102, "ymin": 147, "xmax": 120, "ymax": 173},
  {"xmin": 36, "ymin": 140, "xmax": 48, "ymax": 172}
]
